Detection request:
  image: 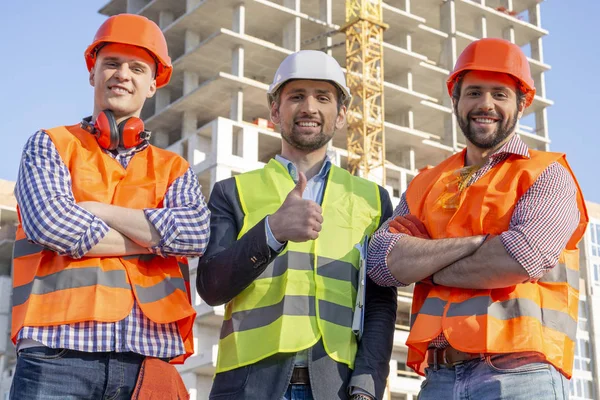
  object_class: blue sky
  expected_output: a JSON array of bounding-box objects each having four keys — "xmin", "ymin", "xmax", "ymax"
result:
[{"xmin": 0, "ymin": 1, "xmax": 598, "ymax": 202}]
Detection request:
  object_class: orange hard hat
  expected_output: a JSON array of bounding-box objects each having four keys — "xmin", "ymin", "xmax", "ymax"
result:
[
  {"xmin": 84, "ymin": 14, "xmax": 172, "ymax": 88},
  {"xmin": 447, "ymin": 38, "xmax": 535, "ymax": 108}
]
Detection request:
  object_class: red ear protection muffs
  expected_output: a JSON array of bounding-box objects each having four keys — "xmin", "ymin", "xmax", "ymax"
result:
[{"xmin": 81, "ymin": 110, "xmax": 151, "ymax": 151}]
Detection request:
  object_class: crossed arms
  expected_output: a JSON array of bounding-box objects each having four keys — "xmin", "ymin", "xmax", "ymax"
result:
[
  {"xmin": 15, "ymin": 131, "xmax": 210, "ymax": 258},
  {"xmin": 367, "ymin": 162, "xmax": 581, "ymax": 289}
]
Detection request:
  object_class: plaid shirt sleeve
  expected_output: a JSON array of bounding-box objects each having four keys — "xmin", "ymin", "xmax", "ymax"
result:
[
  {"xmin": 367, "ymin": 192, "xmax": 410, "ymax": 287},
  {"xmin": 500, "ymin": 161, "xmax": 580, "ymax": 280},
  {"xmin": 144, "ymin": 167, "xmax": 210, "ymax": 257},
  {"xmin": 14, "ymin": 131, "xmax": 110, "ymax": 259}
]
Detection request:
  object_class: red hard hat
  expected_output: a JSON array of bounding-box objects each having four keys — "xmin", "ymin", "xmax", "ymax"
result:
[
  {"xmin": 84, "ymin": 14, "xmax": 172, "ymax": 88},
  {"xmin": 447, "ymin": 38, "xmax": 535, "ymax": 107}
]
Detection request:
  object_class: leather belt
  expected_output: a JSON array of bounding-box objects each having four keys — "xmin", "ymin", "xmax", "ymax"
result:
[
  {"xmin": 427, "ymin": 346, "xmax": 486, "ymax": 370},
  {"xmin": 290, "ymin": 367, "xmax": 310, "ymax": 385}
]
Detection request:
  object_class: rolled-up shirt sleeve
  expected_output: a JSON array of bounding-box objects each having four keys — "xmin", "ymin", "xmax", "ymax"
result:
[
  {"xmin": 367, "ymin": 192, "xmax": 410, "ymax": 287},
  {"xmin": 144, "ymin": 167, "xmax": 210, "ymax": 257},
  {"xmin": 500, "ymin": 162, "xmax": 580, "ymax": 280},
  {"xmin": 15, "ymin": 131, "xmax": 109, "ymax": 259}
]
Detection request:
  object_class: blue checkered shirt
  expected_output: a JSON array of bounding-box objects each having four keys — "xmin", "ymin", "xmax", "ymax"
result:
[{"xmin": 15, "ymin": 129, "xmax": 210, "ymax": 357}]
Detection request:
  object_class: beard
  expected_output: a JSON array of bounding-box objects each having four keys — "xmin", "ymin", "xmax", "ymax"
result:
[
  {"xmin": 457, "ymin": 109, "xmax": 518, "ymax": 149},
  {"xmin": 281, "ymin": 113, "xmax": 335, "ymax": 151}
]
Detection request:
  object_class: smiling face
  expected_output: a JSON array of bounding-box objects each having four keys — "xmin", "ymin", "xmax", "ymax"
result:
[
  {"xmin": 89, "ymin": 43, "xmax": 157, "ymax": 122},
  {"xmin": 270, "ymin": 80, "xmax": 346, "ymax": 152},
  {"xmin": 454, "ymin": 70, "xmax": 524, "ymax": 150}
]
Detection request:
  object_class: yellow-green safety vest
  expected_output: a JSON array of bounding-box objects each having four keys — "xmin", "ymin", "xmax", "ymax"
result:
[{"xmin": 216, "ymin": 159, "xmax": 382, "ymax": 373}]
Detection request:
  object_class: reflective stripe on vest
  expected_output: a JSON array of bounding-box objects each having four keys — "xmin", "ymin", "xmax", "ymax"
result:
[
  {"xmin": 257, "ymin": 252, "xmax": 358, "ymax": 291},
  {"xmin": 13, "ymin": 239, "xmax": 44, "ymax": 258},
  {"xmin": 216, "ymin": 160, "xmax": 381, "ymax": 373},
  {"xmin": 11, "ymin": 124, "xmax": 197, "ymax": 363},
  {"xmin": 404, "ymin": 148, "xmax": 588, "ymax": 378},
  {"xmin": 13, "ymin": 268, "xmax": 131, "ymax": 306},
  {"xmin": 445, "ymin": 296, "xmax": 577, "ymax": 342}
]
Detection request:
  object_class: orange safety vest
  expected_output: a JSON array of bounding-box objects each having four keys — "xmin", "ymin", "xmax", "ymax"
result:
[
  {"xmin": 404, "ymin": 148, "xmax": 588, "ymax": 378},
  {"xmin": 11, "ymin": 124, "xmax": 197, "ymax": 363}
]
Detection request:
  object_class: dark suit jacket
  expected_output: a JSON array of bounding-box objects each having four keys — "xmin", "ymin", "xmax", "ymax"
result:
[{"xmin": 197, "ymin": 173, "xmax": 397, "ymax": 400}]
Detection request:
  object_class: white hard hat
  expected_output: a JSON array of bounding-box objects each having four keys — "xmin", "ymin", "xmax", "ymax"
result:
[{"xmin": 267, "ymin": 50, "xmax": 352, "ymax": 106}]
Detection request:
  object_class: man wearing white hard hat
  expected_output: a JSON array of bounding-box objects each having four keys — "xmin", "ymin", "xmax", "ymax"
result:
[{"xmin": 197, "ymin": 50, "xmax": 397, "ymax": 400}]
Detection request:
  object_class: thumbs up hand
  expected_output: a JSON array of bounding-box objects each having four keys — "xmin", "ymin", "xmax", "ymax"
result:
[{"xmin": 268, "ymin": 172, "xmax": 323, "ymax": 242}]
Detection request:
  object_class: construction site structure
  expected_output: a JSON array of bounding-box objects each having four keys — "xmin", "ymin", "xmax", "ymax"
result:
[
  {"xmin": 0, "ymin": 1, "xmax": 597, "ymax": 399},
  {"xmin": 92, "ymin": 0, "xmax": 566, "ymax": 398}
]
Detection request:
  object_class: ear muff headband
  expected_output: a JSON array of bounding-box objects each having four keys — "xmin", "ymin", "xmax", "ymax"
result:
[{"xmin": 80, "ymin": 110, "xmax": 151, "ymax": 150}]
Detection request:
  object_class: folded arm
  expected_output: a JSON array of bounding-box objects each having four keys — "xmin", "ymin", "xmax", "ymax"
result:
[
  {"xmin": 367, "ymin": 193, "xmax": 485, "ymax": 286},
  {"xmin": 433, "ymin": 162, "xmax": 580, "ymax": 289},
  {"xmin": 80, "ymin": 167, "xmax": 210, "ymax": 257},
  {"xmin": 84, "ymin": 228, "xmax": 151, "ymax": 257},
  {"xmin": 15, "ymin": 131, "xmax": 110, "ymax": 259}
]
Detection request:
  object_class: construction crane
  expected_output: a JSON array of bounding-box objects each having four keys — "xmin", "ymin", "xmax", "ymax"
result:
[{"xmin": 342, "ymin": 0, "xmax": 388, "ymax": 185}]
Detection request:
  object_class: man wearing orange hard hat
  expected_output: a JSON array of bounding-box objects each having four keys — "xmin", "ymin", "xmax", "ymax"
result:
[
  {"xmin": 367, "ymin": 38, "xmax": 588, "ymax": 399},
  {"xmin": 9, "ymin": 14, "xmax": 209, "ymax": 399}
]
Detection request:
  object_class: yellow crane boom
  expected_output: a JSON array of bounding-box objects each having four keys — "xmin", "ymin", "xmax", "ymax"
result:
[{"xmin": 342, "ymin": 0, "xmax": 388, "ymax": 184}]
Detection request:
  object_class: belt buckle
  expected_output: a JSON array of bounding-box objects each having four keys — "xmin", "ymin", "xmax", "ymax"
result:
[{"xmin": 443, "ymin": 350, "xmax": 466, "ymax": 368}]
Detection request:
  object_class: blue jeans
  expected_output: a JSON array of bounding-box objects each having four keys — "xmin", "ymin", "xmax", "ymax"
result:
[
  {"xmin": 418, "ymin": 352, "xmax": 570, "ymax": 400},
  {"xmin": 282, "ymin": 384, "xmax": 314, "ymax": 400},
  {"xmin": 9, "ymin": 347, "xmax": 145, "ymax": 400}
]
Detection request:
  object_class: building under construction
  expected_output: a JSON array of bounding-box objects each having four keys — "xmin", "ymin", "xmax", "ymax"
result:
[
  {"xmin": 2, "ymin": 0, "xmax": 597, "ymax": 399},
  {"xmin": 96, "ymin": 0, "xmax": 555, "ymax": 399}
]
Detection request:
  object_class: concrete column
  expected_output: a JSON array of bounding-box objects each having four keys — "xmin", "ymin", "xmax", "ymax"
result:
[
  {"xmin": 477, "ymin": 16, "xmax": 487, "ymax": 38},
  {"xmin": 283, "ymin": 0, "xmax": 301, "ymax": 51},
  {"xmin": 406, "ymin": 70, "xmax": 413, "ymax": 91},
  {"xmin": 232, "ymin": 46, "xmax": 244, "ymax": 77},
  {"xmin": 126, "ymin": 0, "xmax": 147, "ymax": 14},
  {"xmin": 319, "ymin": 0, "xmax": 333, "ymax": 55},
  {"xmin": 528, "ymin": 3, "xmax": 542, "ymax": 28},
  {"xmin": 152, "ymin": 131, "xmax": 170, "ymax": 148},
  {"xmin": 528, "ymin": 4, "xmax": 544, "ymax": 64},
  {"xmin": 530, "ymin": 38, "xmax": 544, "ymax": 63},
  {"xmin": 158, "ymin": 10, "xmax": 174, "ymax": 30},
  {"xmin": 183, "ymin": 71, "xmax": 199, "ymax": 95},
  {"xmin": 233, "ymin": 3, "xmax": 246, "ymax": 34},
  {"xmin": 155, "ymin": 88, "xmax": 171, "ymax": 114},
  {"xmin": 214, "ymin": 118, "xmax": 233, "ymax": 160},
  {"xmin": 398, "ymin": 33, "xmax": 412, "ymax": 52},
  {"xmin": 230, "ymin": 90, "xmax": 244, "ymax": 122},
  {"xmin": 242, "ymin": 127, "xmax": 259, "ymax": 162},
  {"xmin": 185, "ymin": 30, "xmax": 201, "ymax": 53},
  {"xmin": 182, "ymin": 110, "xmax": 197, "ymax": 137},
  {"xmin": 399, "ymin": 109, "xmax": 414, "ymax": 130},
  {"xmin": 534, "ymin": 70, "xmax": 546, "ymax": 99},
  {"xmin": 502, "ymin": 26, "xmax": 516, "ymax": 44},
  {"xmin": 440, "ymin": 0, "xmax": 458, "ymax": 147},
  {"xmin": 440, "ymin": 0, "xmax": 457, "ymax": 70},
  {"xmin": 535, "ymin": 108, "xmax": 549, "ymax": 142},
  {"xmin": 500, "ymin": 0, "xmax": 516, "ymax": 43},
  {"xmin": 399, "ymin": 147, "xmax": 416, "ymax": 170}
]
